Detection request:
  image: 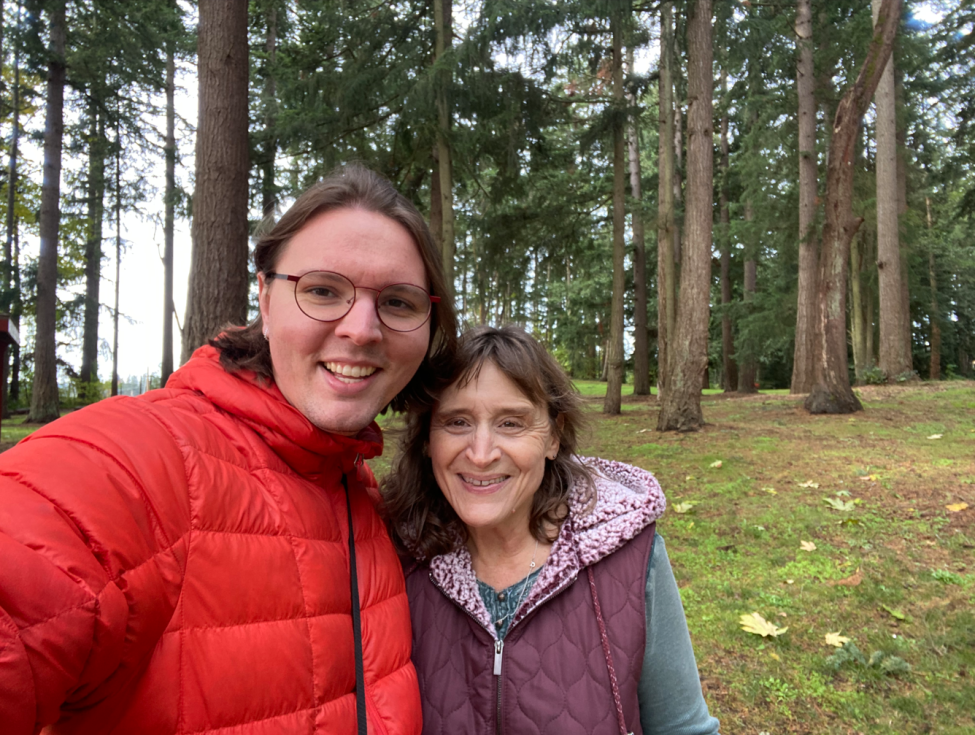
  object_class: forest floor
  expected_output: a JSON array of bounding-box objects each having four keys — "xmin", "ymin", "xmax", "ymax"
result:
[
  {"xmin": 574, "ymin": 379, "xmax": 975, "ymax": 735},
  {"xmin": 5, "ymin": 381, "xmax": 973, "ymax": 733}
]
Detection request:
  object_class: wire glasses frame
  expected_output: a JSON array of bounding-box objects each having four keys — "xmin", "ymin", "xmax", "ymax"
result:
[{"xmin": 266, "ymin": 271, "xmax": 440, "ymax": 333}]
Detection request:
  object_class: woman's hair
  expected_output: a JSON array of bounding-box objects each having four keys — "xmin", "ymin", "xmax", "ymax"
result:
[
  {"xmin": 382, "ymin": 324, "xmax": 593, "ymax": 560},
  {"xmin": 211, "ymin": 163, "xmax": 457, "ymax": 412}
]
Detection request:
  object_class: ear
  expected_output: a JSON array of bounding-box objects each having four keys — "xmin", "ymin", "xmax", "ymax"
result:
[
  {"xmin": 258, "ymin": 272, "xmax": 271, "ymax": 329},
  {"xmin": 546, "ymin": 416, "xmax": 561, "ymax": 460}
]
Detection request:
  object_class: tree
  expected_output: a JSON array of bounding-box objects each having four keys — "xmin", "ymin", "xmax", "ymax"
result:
[
  {"xmin": 434, "ymin": 0, "xmax": 455, "ymax": 295},
  {"xmin": 182, "ymin": 0, "xmax": 249, "ymax": 362},
  {"xmin": 873, "ymin": 0, "xmax": 911, "ymax": 381},
  {"xmin": 29, "ymin": 0, "xmax": 66, "ymax": 424},
  {"xmin": 657, "ymin": 0, "xmax": 712, "ymax": 432},
  {"xmin": 627, "ymin": 45, "xmax": 650, "ymax": 396},
  {"xmin": 162, "ymin": 34, "xmax": 176, "ymax": 385},
  {"xmin": 717, "ymin": 67, "xmax": 737, "ymax": 392},
  {"xmin": 656, "ymin": 0, "xmax": 676, "ymax": 399},
  {"xmin": 791, "ymin": 0, "xmax": 817, "ymax": 394},
  {"xmin": 603, "ymin": 3, "xmax": 626, "ymax": 415},
  {"xmin": 804, "ymin": 0, "xmax": 901, "ymax": 415}
]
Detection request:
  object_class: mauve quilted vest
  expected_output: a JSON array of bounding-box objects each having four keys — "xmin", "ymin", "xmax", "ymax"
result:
[{"xmin": 408, "ymin": 522, "xmax": 655, "ymax": 735}]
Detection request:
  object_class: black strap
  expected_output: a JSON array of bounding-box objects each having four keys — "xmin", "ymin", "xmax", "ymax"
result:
[{"xmin": 343, "ymin": 474, "xmax": 368, "ymax": 734}]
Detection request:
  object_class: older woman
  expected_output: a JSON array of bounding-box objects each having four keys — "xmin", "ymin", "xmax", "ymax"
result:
[{"xmin": 384, "ymin": 325, "xmax": 720, "ymax": 735}]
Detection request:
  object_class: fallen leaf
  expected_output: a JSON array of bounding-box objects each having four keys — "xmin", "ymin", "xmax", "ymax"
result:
[
  {"xmin": 636, "ymin": 428, "xmax": 650, "ymax": 434},
  {"xmin": 769, "ymin": 652, "xmax": 781, "ymax": 661},
  {"xmin": 672, "ymin": 501, "xmax": 698, "ymax": 514},
  {"xmin": 739, "ymin": 612, "xmax": 788, "ymax": 638},
  {"xmin": 836, "ymin": 490, "xmax": 851, "ymax": 497},
  {"xmin": 762, "ymin": 487, "xmax": 778, "ymax": 495},
  {"xmin": 687, "ymin": 521, "xmax": 695, "ymax": 529},
  {"xmin": 800, "ymin": 540, "xmax": 816, "ymax": 552},
  {"xmin": 946, "ymin": 502, "xmax": 969, "ymax": 513},
  {"xmin": 927, "ymin": 434, "xmax": 943, "ymax": 440},
  {"xmin": 684, "ymin": 475, "xmax": 694, "ymax": 482},
  {"xmin": 824, "ymin": 497, "xmax": 856, "ymax": 511},
  {"xmin": 881, "ymin": 604, "xmax": 909, "ymax": 622},
  {"xmin": 777, "ymin": 612, "xmax": 788, "ymax": 618},
  {"xmin": 825, "ymin": 632, "xmax": 851, "ymax": 648},
  {"xmin": 798, "ymin": 480, "xmax": 820, "ymax": 488},
  {"xmin": 858, "ymin": 474, "xmax": 879, "ymax": 482},
  {"xmin": 709, "ymin": 460, "xmax": 723, "ymax": 469},
  {"xmin": 785, "ymin": 579, "xmax": 795, "ymax": 585},
  {"xmin": 827, "ymin": 567, "xmax": 863, "ymax": 587}
]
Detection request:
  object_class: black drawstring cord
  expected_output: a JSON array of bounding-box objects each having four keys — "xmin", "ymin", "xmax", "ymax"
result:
[{"xmin": 343, "ymin": 473, "xmax": 368, "ymax": 734}]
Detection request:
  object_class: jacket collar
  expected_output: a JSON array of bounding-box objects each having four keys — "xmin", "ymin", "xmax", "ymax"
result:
[
  {"xmin": 426, "ymin": 458, "xmax": 666, "ymax": 638},
  {"xmin": 166, "ymin": 345, "xmax": 384, "ymax": 477}
]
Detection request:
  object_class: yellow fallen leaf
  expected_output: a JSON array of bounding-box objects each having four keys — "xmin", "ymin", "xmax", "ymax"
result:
[
  {"xmin": 769, "ymin": 652, "xmax": 781, "ymax": 661},
  {"xmin": 762, "ymin": 487, "xmax": 778, "ymax": 495},
  {"xmin": 927, "ymin": 434, "xmax": 943, "ymax": 440},
  {"xmin": 800, "ymin": 540, "xmax": 816, "ymax": 552},
  {"xmin": 739, "ymin": 612, "xmax": 788, "ymax": 638},
  {"xmin": 857, "ymin": 474, "xmax": 879, "ymax": 482},
  {"xmin": 785, "ymin": 579, "xmax": 795, "ymax": 584},
  {"xmin": 672, "ymin": 501, "xmax": 698, "ymax": 514},
  {"xmin": 798, "ymin": 480, "xmax": 820, "ymax": 488},
  {"xmin": 946, "ymin": 502, "xmax": 969, "ymax": 513},
  {"xmin": 684, "ymin": 475, "xmax": 694, "ymax": 482},
  {"xmin": 709, "ymin": 460, "xmax": 723, "ymax": 469},
  {"xmin": 825, "ymin": 632, "xmax": 851, "ymax": 648},
  {"xmin": 827, "ymin": 567, "xmax": 863, "ymax": 587},
  {"xmin": 687, "ymin": 521, "xmax": 695, "ymax": 529}
]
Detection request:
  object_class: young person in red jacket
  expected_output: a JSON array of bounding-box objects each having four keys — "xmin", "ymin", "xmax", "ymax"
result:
[{"xmin": 0, "ymin": 165, "xmax": 456, "ymax": 735}]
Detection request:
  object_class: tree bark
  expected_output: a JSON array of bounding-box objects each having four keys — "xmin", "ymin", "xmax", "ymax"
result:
[
  {"xmin": 657, "ymin": 0, "xmax": 712, "ymax": 432},
  {"xmin": 434, "ymin": 0, "xmax": 455, "ymax": 297},
  {"xmin": 873, "ymin": 0, "xmax": 911, "ymax": 381},
  {"xmin": 162, "ymin": 42, "xmax": 176, "ymax": 385},
  {"xmin": 29, "ymin": 0, "xmax": 66, "ymax": 424},
  {"xmin": 261, "ymin": 0, "xmax": 278, "ymax": 222},
  {"xmin": 718, "ymin": 69, "xmax": 737, "ymax": 392},
  {"xmin": 850, "ymin": 230, "xmax": 868, "ymax": 384},
  {"xmin": 627, "ymin": 46, "xmax": 650, "ymax": 396},
  {"xmin": 792, "ymin": 0, "xmax": 818, "ymax": 394},
  {"xmin": 112, "ymin": 128, "xmax": 122, "ymax": 397},
  {"xmin": 182, "ymin": 0, "xmax": 250, "ymax": 363},
  {"xmin": 656, "ymin": 1, "xmax": 676, "ymax": 399},
  {"xmin": 926, "ymin": 196, "xmax": 940, "ymax": 380},
  {"xmin": 804, "ymin": 0, "xmax": 901, "ymax": 415},
  {"xmin": 80, "ymin": 104, "xmax": 106, "ymax": 394},
  {"xmin": 603, "ymin": 9, "xmax": 626, "ymax": 415}
]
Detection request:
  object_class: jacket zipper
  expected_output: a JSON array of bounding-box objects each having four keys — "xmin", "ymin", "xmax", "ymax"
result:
[{"xmin": 429, "ymin": 569, "xmax": 581, "ymax": 735}]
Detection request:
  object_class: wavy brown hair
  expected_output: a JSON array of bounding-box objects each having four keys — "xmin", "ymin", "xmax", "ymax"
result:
[
  {"xmin": 210, "ymin": 163, "xmax": 457, "ymax": 412},
  {"xmin": 382, "ymin": 325, "xmax": 593, "ymax": 560}
]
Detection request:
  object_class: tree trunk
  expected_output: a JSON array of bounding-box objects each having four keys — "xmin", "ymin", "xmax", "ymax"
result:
[
  {"xmin": 182, "ymin": 0, "xmax": 250, "ymax": 363},
  {"xmin": 657, "ymin": 0, "xmax": 712, "ymax": 432},
  {"xmin": 792, "ymin": 0, "xmax": 818, "ymax": 394},
  {"xmin": 873, "ymin": 0, "xmax": 911, "ymax": 381},
  {"xmin": 627, "ymin": 47, "xmax": 650, "ymax": 396},
  {"xmin": 926, "ymin": 197, "xmax": 940, "ymax": 380},
  {"xmin": 29, "ymin": 0, "xmax": 66, "ymax": 424},
  {"xmin": 429, "ymin": 145, "xmax": 442, "ymax": 250},
  {"xmin": 656, "ymin": 1, "xmax": 676, "ymax": 399},
  {"xmin": 603, "ymin": 10, "xmax": 626, "ymax": 415},
  {"xmin": 434, "ymin": 0, "xmax": 455, "ymax": 297},
  {"xmin": 850, "ymin": 230, "xmax": 868, "ymax": 384},
  {"xmin": 738, "ymin": 199, "xmax": 758, "ymax": 393},
  {"xmin": 112, "ymin": 131, "xmax": 122, "ymax": 397},
  {"xmin": 2, "ymin": 2, "xmax": 21, "ymax": 417},
  {"xmin": 718, "ymin": 69, "xmax": 737, "ymax": 392},
  {"xmin": 162, "ymin": 43, "xmax": 176, "ymax": 385},
  {"xmin": 261, "ymin": 0, "xmax": 278, "ymax": 222},
  {"xmin": 80, "ymin": 104, "xmax": 106, "ymax": 395},
  {"xmin": 805, "ymin": 0, "xmax": 901, "ymax": 415}
]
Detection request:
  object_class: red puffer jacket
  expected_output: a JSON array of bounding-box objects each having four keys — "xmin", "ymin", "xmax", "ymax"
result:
[{"xmin": 0, "ymin": 346, "xmax": 421, "ymax": 735}]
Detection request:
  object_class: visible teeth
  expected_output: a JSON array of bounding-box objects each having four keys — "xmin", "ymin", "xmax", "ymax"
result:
[
  {"xmin": 462, "ymin": 475, "xmax": 508, "ymax": 487},
  {"xmin": 325, "ymin": 362, "xmax": 377, "ymax": 379}
]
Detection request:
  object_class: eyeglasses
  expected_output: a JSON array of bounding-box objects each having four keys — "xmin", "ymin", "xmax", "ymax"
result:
[{"xmin": 266, "ymin": 271, "xmax": 440, "ymax": 333}]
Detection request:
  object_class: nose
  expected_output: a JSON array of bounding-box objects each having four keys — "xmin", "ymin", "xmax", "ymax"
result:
[
  {"xmin": 333, "ymin": 289, "xmax": 383, "ymax": 345},
  {"xmin": 465, "ymin": 424, "xmax": 501, "ymax": 467}
]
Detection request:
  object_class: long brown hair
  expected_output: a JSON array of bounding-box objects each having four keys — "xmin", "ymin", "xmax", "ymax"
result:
[
  {"xmin": 211, "ymin": 163, "xmax": 457, "ymax": 412},
  {"xmin": 382, "ymin": 325, "xmax": 593, "ymax": 560}
]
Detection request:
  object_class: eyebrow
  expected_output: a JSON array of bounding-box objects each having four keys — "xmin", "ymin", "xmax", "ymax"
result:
[{"xmin": 434, "ymin": 404, "xmax": 538, "ymax": 418}]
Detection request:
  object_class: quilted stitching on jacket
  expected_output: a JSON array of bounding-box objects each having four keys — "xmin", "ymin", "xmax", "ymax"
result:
[
  {"xmin": 0, "ymin": 345, "xmax": 421, "ymax": 735},
  {"xmin": 409, "ymin": 459, "xmax": 662, "ymax": 734}
]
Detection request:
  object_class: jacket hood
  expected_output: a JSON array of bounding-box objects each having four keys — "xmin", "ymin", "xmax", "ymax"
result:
[
  {"xmin": 165, "ymin": 344, "xmax": 384, "ymax": 476},
  {"xmin": 425, "ymin": 457, "xmax": 665, "ymax": 639}
]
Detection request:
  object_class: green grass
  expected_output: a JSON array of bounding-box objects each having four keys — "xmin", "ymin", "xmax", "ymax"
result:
[{"xmin": 1, "ymin": 414, "xmax": 35, "ymax": 444}]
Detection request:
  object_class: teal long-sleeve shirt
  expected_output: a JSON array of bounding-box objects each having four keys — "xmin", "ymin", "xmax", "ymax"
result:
[{"xmin": 477, "ymin": 535, "xmax": 720, "ymax": 735}]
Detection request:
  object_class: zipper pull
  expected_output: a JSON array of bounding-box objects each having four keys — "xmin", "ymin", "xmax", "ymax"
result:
[{"xmin": 493, "ymin": 639, "xmax": 504, "ymax": 676}]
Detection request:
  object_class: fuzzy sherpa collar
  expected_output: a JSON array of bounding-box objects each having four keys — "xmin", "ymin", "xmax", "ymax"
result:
[{"xmin": 424, "ymin": 457, "xmax": 666, "ymax": 639}]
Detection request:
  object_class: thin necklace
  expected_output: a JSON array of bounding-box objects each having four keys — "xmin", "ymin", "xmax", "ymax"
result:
[{"xmin": 493, "ymin": 539, "xmax": 540, "ymax": 632}]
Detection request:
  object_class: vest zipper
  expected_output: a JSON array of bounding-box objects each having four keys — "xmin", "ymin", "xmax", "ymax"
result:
[{"xmin": 493, "ymin": 639, "xmax": 504, "ymax": 675}]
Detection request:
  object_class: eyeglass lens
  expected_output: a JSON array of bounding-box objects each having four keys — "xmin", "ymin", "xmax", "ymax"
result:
[{"xmin": 293, "ymin": 271, "xmax": 432, "ymax": 331}]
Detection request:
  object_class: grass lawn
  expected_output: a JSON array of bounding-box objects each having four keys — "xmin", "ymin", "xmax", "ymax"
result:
[{"xmin": 573, "ymin": 381, "xmax": 975, "ymax": 735}]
